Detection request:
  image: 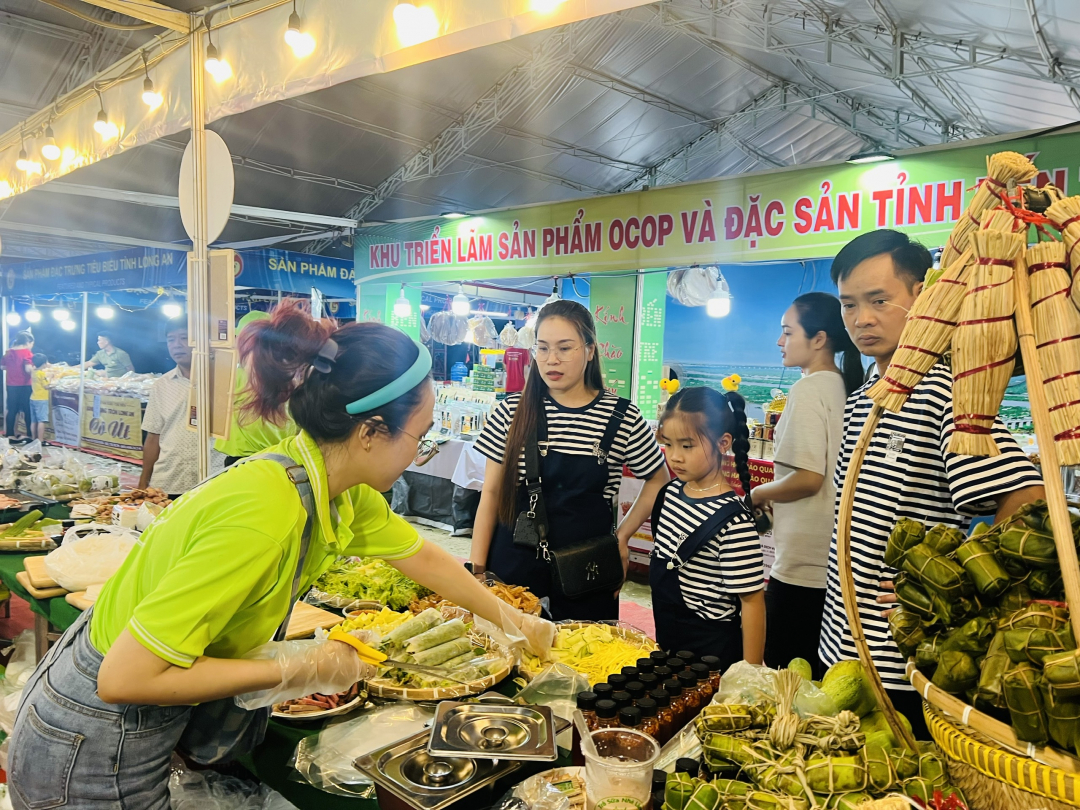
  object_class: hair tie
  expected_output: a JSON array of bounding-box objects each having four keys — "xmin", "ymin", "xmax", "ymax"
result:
[
  {"xmin": 727, "ymin": 398, "xmax": 735, "ymax": 413},
  {"xmin": 311, "ymin": 338, "xmax": 339, "ymax": 374}
]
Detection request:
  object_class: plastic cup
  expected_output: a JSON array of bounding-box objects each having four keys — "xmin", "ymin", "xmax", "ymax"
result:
[{"xmin": 582, "ymin": 727, "xmax": 660, "ymax": 809}]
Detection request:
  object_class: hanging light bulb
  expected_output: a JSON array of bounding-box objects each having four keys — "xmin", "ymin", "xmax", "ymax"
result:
[
  {"xmin": 706, "ymin": 270, "xmax": 732, "ymax": 318},
  {"xmin": 205, "ymin": 38, "xmax": 233, "ymax": 82},
  {"xmin": 93, "ymin": 97, "xmax": 118, "ymax": 140},
  {"xmin": 532, "ymin": 0, "xmax": 567, "ymax": 11},
  {"xmin": 41, "ymin": 125, "xmax": 60, "ymax": 161},
  {"xmin": 393, "ymin": 284, "xmax": 412, "ymax": 318},
  {"xmin": 5, "ymin": 312, "xmax": 21, "ymax": 327},
  {"xmin": 141, "ymin": 53, "xmax": 163, "ymax": 109},
  {"xmin": 16, "ymin": 146, "xmax": 30, "ymax": 173},
  {"xmin": 284, "ymin": 2, "xmax": 316, "ymax": 57},
  {"xmin": 451, "ymin": 284, "xmax": 470, "ymax": 317},
  {"xmin": 525, "ymin": 308, "xmax": 538, "ymax": 327},
  {"xmin": 24, "ymin": 306, "xmax": 41, "ymax": 324},
  {"xmin": 543, "ymin": 279, "xmax": 560, "ymax": 307},
  {"xmin": 162, "ymin": 302, "xmax": 183, "ymax": 319},
  {"xmin": 53, "ymin": 306, "xmax": 70, "ymax": 321},
  {"xmin": 60, "ymin": 319, "xmax": 76, "ymax": 332},
  {"xmin": 394, "ymin": 2, "xmax": 439, "ymax": 46},
  {"xmin": 96, "ymin": 305, "xmax": 115, "ymax": 320},
  {"xmin": 0, "ymin": 181, "xmax": 12, "ymax": 199}
]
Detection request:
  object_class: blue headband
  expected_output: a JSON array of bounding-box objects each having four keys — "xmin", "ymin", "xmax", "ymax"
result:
[{"xmin": 345, "ymin": 341, "xmax": 432, "ymax": 415}]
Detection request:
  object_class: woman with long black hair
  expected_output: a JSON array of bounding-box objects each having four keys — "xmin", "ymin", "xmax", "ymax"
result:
[
  {"xmin": 751, "ymin": 291, "xmax": 862, "ymax": 676},
  {"xmin": 470, "ymin": 300, "xmax": 669, "ymax": 621}
]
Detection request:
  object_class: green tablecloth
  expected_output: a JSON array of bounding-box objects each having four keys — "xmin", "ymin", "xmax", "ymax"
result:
[{"xmin": 0, "ymin": 551, "xmax": 83, "ymax": 631}]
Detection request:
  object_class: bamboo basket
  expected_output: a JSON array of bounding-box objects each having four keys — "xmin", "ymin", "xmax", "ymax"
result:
[
  {"xmin": 1046, "ymin": 196, "xmax": 1080, "ymax": 316},
  {"xmin": 940, "ymin": 152, "xmax": 1037, "ymax": 269},
  {"xmin": 836, "ymin": 179, "xmax": 1080, "ymax": 807}
]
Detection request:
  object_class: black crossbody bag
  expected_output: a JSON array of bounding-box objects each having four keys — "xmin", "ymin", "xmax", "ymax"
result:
[{"xmin": 512, "ymin": 398, "xmax": 629, "ymax": 599}]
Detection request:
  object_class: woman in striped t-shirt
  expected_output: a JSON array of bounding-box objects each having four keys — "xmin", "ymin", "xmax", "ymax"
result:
[
  {"xmin": 470, "ymin": 300, "xmax": 669, "ymax": 621},
  {"xmin": 651, "ymin": 387, "xmax": 766, "ymax": 671}
]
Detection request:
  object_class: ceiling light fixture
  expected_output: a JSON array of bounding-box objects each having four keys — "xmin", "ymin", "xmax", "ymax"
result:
[
  {"xmin": 284, "ymin": 1, "xmax": 316, "ymax": 57},
  {"xmin": 394, "ymin": 2, "xmax": 439, "ymax": 47},
  {"xmin": 162, "ymin": 302, "xmax": 183, "ymax": 319},
  {"xmin": 393, "ymin": 284, "xmax": 412, "ymax": 318},
  {"xmin": 60, "ymin": 319, "xmax": 76, "ymax": 331},
  {"xmin": 543, "ymin": 279, "xmax": 560, "ymax": 307},
  {"xmin": 205, "ymin": 29, "xmax": 233, "ymax": 82},
  {"xmin": 41, "ymin": 125, "xmax": 60, "ymax": 161},
  {"xmin": 53, "ymin": 306, "xmax": 70, "ymax": 321},
  {"xmin": 0, "ymin": 181, "xmax": 12, "ymax": 199},
  {"xmin": 93, "ymin": 92, "xmax": 118, "ymax": 140},
  {"xmin": 706, "ymin": 269, "xmax": 732, "ymax": 318},
  {"xmin": 24, "ymin": 305, "xmax": 41, "ymax": 324},
  {"xmin": 141, "ymin": 52, "xmax": 163, "ymax": 109},
  {"xmin": 5, "ymin": 312, "xmax": 21, "ymax": 327},
  {"xmin": 451, "ymin": 284, "xmax": 470, "ymax": 316},
  {"xmin": 532, "ymin": 0, "xmax": 568, "ymax": 11},
  {"xmin": 96, "ymin": 305, "xmax": 115, "ymax": 320},
  {"xmin": 441, "ymin": 211, "xmax": 467, "ymax": 219},
  {"xmin": 847, "ymin": 149, "xmax": 894, "ymax": 165},
  {"xmin": 15, "ymin": 147, "xmax": 30, "ymax": 173}
]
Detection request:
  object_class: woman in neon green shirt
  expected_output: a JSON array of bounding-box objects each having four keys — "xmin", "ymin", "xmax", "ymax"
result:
[
  {"xmin": 215, "ymin": 310, "xmax": 298, "ymax": 465},
  {"xmin": 9, "ymin": 301, "xmax": 551, "ymax": 810}
]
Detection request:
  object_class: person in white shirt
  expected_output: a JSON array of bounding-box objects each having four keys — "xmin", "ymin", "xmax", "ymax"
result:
[
  {"xmin": 138, "ymin": 326, "xmax": 222, "ymax": 497},
  {"xmin": 751, "ymin": 292, "xmax": 862, "ymax": 678}
]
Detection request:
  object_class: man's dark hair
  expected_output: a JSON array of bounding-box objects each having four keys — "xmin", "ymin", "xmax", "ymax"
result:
[
  {"xmin": 830, "ymin": 229, "xmax": 933, "ymax": 290},
  {"xmin": 97, "ymin": 330, "xmax": 113, "ymax": 341}
]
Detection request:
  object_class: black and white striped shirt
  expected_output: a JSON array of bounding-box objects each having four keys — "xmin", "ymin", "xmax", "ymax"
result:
[
  {"xmin": 475, "ymin": 391, "xmax": 665, "ymax": 498},
  {"xmin": 652, "ymin": 482, "xmax": 764, "ymax": 621},
  {"xmin": 819, "ymin": 364, "xmax": 1042, "ymax": 690}
]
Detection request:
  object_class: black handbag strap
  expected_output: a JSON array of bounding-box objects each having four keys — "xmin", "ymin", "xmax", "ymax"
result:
[
  {"xmin": 523, "ymin": 395, "xmax": 630, "ymax": 544},
  {"xmin": 656, "ymin": 492, "xmax": 749, "ymax": 572}
]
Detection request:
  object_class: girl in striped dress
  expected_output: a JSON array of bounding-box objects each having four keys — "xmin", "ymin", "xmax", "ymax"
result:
[{"xmin": 650, "ymin": 386, "xmax": 766, "ymax": 671}]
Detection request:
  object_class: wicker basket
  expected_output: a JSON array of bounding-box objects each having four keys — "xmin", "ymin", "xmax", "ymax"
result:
[
  {"xmin": 925, "ymin": 704, "xmax": 1080, "ymax": 809},
  {"xmin": 834, "ymin": 176, "xmax": 1080, "ymax": 807}
]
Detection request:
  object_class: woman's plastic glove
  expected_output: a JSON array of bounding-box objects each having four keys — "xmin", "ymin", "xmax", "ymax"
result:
[
  {"xmin": 233, "ymin": 638, "xmax": 377, "ymax": 710},
  {"xmin": 474, "ymin": 601, "xmax": 555, "ymax": 662}
]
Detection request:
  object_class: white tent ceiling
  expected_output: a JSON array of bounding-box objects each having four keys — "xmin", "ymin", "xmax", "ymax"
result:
[{"xmin": 0, "ymin": 0, "xmax": 1078, "ymax": 262}]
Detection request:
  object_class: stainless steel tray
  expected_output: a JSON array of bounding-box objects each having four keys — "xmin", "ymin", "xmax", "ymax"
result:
[
  {"xmin": 427, "ymin": 702, "xmax": 557, "ymax": 761},
  {"xmin": 354, "ymin": 728, "xmax": 521, "ymax": 810}
]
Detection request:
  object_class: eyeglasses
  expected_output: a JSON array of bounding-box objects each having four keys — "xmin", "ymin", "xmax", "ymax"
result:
[
  {"xmin": 534, "ymin": 344, "xmax": 582, "ymax": 362},
  {"xmin": 400, "ymin": 429, "xmax": 440, "ymax": 467}
]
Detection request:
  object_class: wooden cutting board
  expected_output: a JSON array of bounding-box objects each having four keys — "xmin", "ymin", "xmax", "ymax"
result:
[
  {"xmin": 66, "ymin": 591, "xmax": 94, "ymax": 611},
  {"xmin": 285, "ymin": 601, "xmax": 341, "ymax": 640},
  {"xmin": 16, "ymin": 571, "xmax": 66, "ymax": 599},
  {"xmin": 23, "ymin": 555, "xmax": 62, "ymax": 591}
]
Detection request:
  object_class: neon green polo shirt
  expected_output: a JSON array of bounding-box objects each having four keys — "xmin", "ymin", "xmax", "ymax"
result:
[
  {"xmin": 90, "ymin": 430, "xmax": 422, "ymax": 667},
  {"xmin": 214, "ymin": 366, "xmax": 297, "ymax": 458}
]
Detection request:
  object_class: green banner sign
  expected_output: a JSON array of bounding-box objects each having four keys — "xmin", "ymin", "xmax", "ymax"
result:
[
  {"xmin": 634, "ymin": 271, "xmax": 666, "ymax": 418},
  {"xmin": 356, "ymin": 130, "xmax": 1075, "ymax": 284},
  {"xmin": 591, "ymin": 275, "xmax": 636, "ymax": 398}
]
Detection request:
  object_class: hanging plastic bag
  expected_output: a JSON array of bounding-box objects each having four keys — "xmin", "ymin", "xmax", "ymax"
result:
[
  {"xmin": 468, "ymin": 316, "xmax": 498, "ymax": 348},
  {"xmin": 169, "ymin": 760, "xmax": 299, "ymax": 809},
  {"xmin": 0, "ymin": 630, "xmax": 38, "ymax": 735},
  {"xmin": 667, "ymin": 267, "xmax": 720, "ymax": 307},
  {"xmin": 419, "ymin": 313, "xmax": 432, "ymax": 345},
  {"xmin": 515, "ymin": 664, "xmax": 588, "ymax": 721},
  {"xmin": 500, "ymin": 322, "xmax": 519, "ymax": 347},
  {"xmin": 290, "ymin": 702, "xmax": 435, "ymax": 797},
  {"xmin": 428, "ymin": 311, "xmax": 469, "ymax": 346},
  {"xmin": 517, "ymin": 323, "xmax": 536, "ymax": 350},
  {"xmin": 136, "ymin": 501, "xmax": 164, "ymax": 532},
  {"xmin": 44, "ymin": 524, "xmax": 138, "ymax": 592}
]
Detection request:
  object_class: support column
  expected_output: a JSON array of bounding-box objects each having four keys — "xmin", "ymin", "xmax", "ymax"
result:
[
  {"xmin": 188, "ymin": 26, "xmax": 211, "ymax": 480},
  {"xmin": 77, "ymin": 293, "xmax": 87, "ymax": 449}
]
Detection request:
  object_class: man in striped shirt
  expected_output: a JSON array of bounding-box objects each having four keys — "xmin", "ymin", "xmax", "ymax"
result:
[{"xmin": 818, "ymin": 230, "xmax": 1044, "ymax": 738}]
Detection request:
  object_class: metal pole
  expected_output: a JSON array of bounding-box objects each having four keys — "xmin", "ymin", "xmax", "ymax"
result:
[
  {"xmin": 189, "ymin": 24, "xmax": 211, "ymax": 480},
  {"xmin": 1, "ymin": 298, "xmax": 7, "ymax": 436},
  {"xmin": 355, "ymin": 282, "xmax": 361, "ymax": 323},
  {"xmin": 630, "ymin": 271, "xmax": 644, "ymax": 406},
  {"xmin": 78, "ymin": 293, "xmax": 87, "ymax": 450}
]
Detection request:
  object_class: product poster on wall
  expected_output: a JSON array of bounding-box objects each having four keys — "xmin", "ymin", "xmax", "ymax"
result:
[{"xmin": 591, "ymin": 274, "xmax": 636, "ymax": 398}]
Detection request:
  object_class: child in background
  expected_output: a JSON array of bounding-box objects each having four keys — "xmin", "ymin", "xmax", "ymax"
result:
[
  {"xmin": 30, "ymin": 353, "xmax": 49, "ymax": 442},
  {"xmin": 650, "ymin": 386, "xmax": 766, "ymax": 672}
]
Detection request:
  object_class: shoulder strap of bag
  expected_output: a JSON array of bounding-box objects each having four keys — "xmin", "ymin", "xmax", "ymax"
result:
[
  {"xmin": 216, "ymin": 453, "xmax": 316, "ymax": 641},
  {"xmin": 663, "ymin": 496, "xmax": 750, "ymax": 572},
  {"xmin": 595, "ymin": 397, "xmax": 630, "ymax": 464},
  {"xmin": 650, "ymin": 479, "xmax": 673, "ymax": 537}
]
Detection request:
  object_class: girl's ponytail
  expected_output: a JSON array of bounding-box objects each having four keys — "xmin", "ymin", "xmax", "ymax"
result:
[
  {"xmin": 725, "ymin": 391, "xmax": 753, "ymax": 510},
  {"xmin": 839, "ymin": 335, "xmax": 865, "ymax": 395},
  {"xmin": 238, "ymin": 299, "xmax": 337, "ymax": 425}
]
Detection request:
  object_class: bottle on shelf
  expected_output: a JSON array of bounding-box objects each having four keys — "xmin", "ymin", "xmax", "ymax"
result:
[
  {"xmin": 700, "ymin": 655, "xmax": 722, "ymax": 693},
  {"xmin": 594, "ymin": 699, "xmax": 619, "ymax": 729},
  {"xmin": 677, "ymin": 671, "xmax": 704, "ymax": 720},
  {"xmin": 666, "ymin": 657, "xmax": 688, "ymax": 673},
  {"xmin": 612, "ymin": 690, "xmax": 632, "ymax": 711},
  {"xmin": 664, "ymin": 678, "xmax": 690, "ymax": 730},
  {"xmin": 649, "ymin": 650, "xmax": 669, "ymax": 665},
  {"xmin": 621, "ymin": 666, "xmax": 640, "ymax": 680},
  {"xmin": 618, "ymin": 706, "xmax": 642, "ymax": 731},
  {"xmin": 649, "ymin": 688, "xmax": 676, "ymax": 744},
  {"xmin": 690, "ymin": 663, "xmax": 715, "ymax": 704},
  {"xmin": 638, "ymin": 672, "xmax": 659, "ymax": 692},
  {"xmin": 676, "ymin": 650, "xmax": 698, "ymax": 668},
  {"xmin": 637, "ymin": 697, "xmax": 661, "ymax": 740},
  {"xmin": 593, "ymin": 682, "xmax": 615, "ymax": 703},
  {"xmin": 625, "ymin": 681, "xmax": 646, "ymax": 703},
  {"xmin": 572, "ymin": 691, "xmax": 598, "ymax": 767},
  {"xmin": 636, "ymin": 658, "xmax": 656, "ymax": 675},
  {"xmin": 653, "ymin": 665, "xmax": 673, "ymax": 681},
  {"xmin": 607, "ymin": 673, "xmax": 629, "ymax": 690},
  {"xmin": 675, "ymin": 758, "xmax": 700, "ymax": 778}
]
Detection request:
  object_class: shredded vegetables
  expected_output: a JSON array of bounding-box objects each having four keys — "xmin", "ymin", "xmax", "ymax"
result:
[
  {"xmin": 522, "ymin": 624, "xmax": 656, "ymax": 685},
  {"xmin": 312, "ymin": 557, "xmax": 431, "ymax": 610}
]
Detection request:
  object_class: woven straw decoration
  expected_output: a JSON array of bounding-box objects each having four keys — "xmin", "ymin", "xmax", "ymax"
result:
[
  {"xmin": 940, "ymin": 152, "xmax": 1037, "ymax": 269},
  {"xmin": 1025, "ymin": 240, "xmax": 1080, "ymax": 465},
  {"xmin": 1046, "ymin": 196, "xmax": 1080, "ymax": 316},
  {"xmin": 949, "ymin": 222, "xmax": 1022, "ymax": 456}
]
